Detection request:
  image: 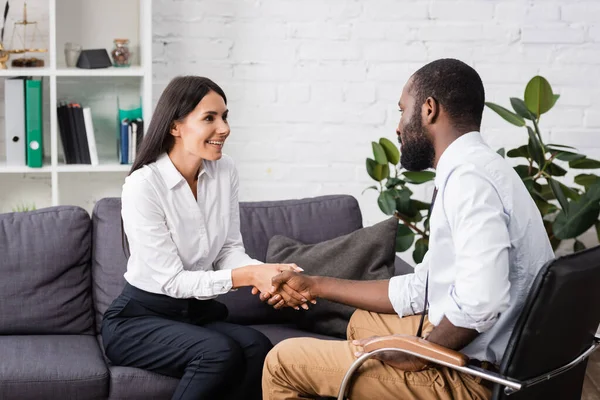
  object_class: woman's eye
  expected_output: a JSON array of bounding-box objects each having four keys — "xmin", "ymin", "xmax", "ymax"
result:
[{"xmin": 204, "ymin": 115, "xmax": 214, "ymax": 122}]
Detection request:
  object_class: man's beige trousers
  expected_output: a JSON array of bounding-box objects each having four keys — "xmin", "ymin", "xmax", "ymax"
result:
[{"xmin": 262, "ymin": 309, "xmax": 492, "ymax": 400}]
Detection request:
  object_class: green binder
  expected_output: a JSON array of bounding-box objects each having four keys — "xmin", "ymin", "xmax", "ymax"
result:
[{"xmin": 25, "ymin": 79, "xmax": 43, "ymax": 168}]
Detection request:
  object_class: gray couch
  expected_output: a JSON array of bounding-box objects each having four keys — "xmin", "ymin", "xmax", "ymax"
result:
[{"xmin": 0, "ymin": 194, "xmax": 412, "ymax": 399}]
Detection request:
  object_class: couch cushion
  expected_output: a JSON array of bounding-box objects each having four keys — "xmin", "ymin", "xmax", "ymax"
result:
[
  {"xmin": 0, "ymin": 335, "xmax": 108, "ymax": 399},
  {"xmin": 250, "ymin": 324, "xmax": 339, "ymax": 345},
  {"xmin": 266, "ymin": 217, "xmax": 398, "ymax": 338},
  {"xmin": 239, "ymin": 195, "xmax": 363, "ymax": 262},
  {"xmin": 107, "ymin": 366, "xmax": 178, "ymax": 400},
  {"xmin": 0, "ymin": 206, "xmax": 94, "ymax": 334},
  {"xmin": 91, "ymin": 198, "xmax": 129, "ymax": 334}
]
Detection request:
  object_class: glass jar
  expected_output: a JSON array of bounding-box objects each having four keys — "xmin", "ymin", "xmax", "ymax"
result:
[{"xmin": 111, "ymin": 39, "xmax": 131, "ymax": 67}]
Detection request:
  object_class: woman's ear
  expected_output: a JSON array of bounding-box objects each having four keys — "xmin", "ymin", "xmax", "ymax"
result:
[
  {"xmin": 423, "ymin": 96, "xmax": 439, "ymax": 125},
  {"xmin": 170, "ymin": 121, "xmax": 180, "ymax": 137}
]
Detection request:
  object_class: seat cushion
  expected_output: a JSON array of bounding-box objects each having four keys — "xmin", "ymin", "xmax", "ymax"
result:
[
  {"xmin": 0, "ymin": 335, "xmax": 108, "ymax": 400},
  {"xmin": 250, "ymin": 324, "xmax": 339, "ymax": 345},
  {"xmin": 107, "ymin": 366, "xmax": 178, "ymax": 400},
  {"xmin": 0, "ymin": 206, "xmax": 94, "ymax": 334}
]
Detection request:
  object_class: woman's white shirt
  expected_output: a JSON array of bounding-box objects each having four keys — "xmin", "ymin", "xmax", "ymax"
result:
[{"xmin": 121, "ymin": 152, "xmax": 261, "ymax": 299}]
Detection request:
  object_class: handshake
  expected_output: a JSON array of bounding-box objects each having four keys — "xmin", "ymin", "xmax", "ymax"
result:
[{"xmin": 249, "ymin": 263, "xmax": 318, "ymax": 311}]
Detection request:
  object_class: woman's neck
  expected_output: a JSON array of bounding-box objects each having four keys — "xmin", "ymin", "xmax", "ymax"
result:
[{"xmin": 167, "ymin": 148, "xmax": 203, "ymax": 186}]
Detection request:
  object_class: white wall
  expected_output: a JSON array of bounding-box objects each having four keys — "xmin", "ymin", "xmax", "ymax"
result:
[
  {"xmin": 2, "ymin": 1, "xmax": 599, "ymax": 248},
  {"xmin": 150, "ymin": 0, "xmax": 600, "ymax": 230}
]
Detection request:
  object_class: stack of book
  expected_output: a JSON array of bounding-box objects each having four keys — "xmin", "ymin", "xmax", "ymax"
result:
[
  {"xmin": 119, "ymin": 118, "xmax": 143, "ymax": 165},
  {"xmin": 57, "ymin": 102, "xmax": 98, "ymax": 165},
  {"xmin": 4, "ymin": 77, "xmax": 43, "ymax": 168}
]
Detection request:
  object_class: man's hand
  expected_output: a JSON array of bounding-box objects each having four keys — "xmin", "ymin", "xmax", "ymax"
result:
[
  {"xmin": 248, "ymin": 266, "xmax": 312, "ymax": 310},
  {"xmin": 269, "ymin": 271, "xmax": 318, "ymax": 309},
  {"xmin": 352, "ymin": 336, "xmax": 429, "ymax": 372}
]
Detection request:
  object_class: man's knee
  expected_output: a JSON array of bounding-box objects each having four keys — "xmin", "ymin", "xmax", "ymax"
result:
[
  {"xmin": 347, "ymin": 309, "xmax": 371, "ymax": 339},
  {"xmin": 263, "ymin": 338, "xmax": 301, "ymax": 378}
]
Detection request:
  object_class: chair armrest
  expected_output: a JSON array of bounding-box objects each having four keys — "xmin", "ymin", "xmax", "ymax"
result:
[{"xmin": 363, "ymin": 335, "xmax": 469, "ymax": 367}]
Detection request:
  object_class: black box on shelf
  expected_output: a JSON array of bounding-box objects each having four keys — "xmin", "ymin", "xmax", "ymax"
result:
[{"xmin": 76, "ymin": 49, "xmax": 112, "ymax": 69}]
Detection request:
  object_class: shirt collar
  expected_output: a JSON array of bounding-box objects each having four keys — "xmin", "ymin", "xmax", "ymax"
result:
[
  {"xmin": 434, "ymin": 131, "xmax": 482, "ymax": 189},
  {"xmin": 156, "ymin": 153, "xmax": 214, "ymax": 190}
]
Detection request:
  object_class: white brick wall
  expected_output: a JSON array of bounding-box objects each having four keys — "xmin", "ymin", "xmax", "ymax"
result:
[{"xmin": 2, "ymin": 0, "xmax": 600, "ymax": 259}]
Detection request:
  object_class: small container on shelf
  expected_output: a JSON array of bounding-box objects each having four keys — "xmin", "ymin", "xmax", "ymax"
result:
[{"xmin": 111, "ymin": 39, "xmax": 131, "ymax": 67}]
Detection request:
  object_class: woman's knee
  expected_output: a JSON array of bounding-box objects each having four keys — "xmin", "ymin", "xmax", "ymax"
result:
[
  {"xmin": 245, "ymin": 329, "xmax": 273, "ymax": 362},
  {"xmin": 191, "ymin": 334, "xmax": 245, "ymax": 374}
]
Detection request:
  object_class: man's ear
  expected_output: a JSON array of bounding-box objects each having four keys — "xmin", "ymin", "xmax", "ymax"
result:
[{"xmin": 423, "ymin": 96, "xmax": 439, "ymax": 125}]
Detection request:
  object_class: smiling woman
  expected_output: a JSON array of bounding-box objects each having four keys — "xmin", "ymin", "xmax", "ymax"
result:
[{"xmin": 100, "ymin": 75, "xmax": 305, "ymax": 400}]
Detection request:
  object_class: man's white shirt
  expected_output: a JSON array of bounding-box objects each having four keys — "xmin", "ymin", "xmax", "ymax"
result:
[{"xmin": 389, "ymin": 131, "xmax": 555, "ymax": 364}]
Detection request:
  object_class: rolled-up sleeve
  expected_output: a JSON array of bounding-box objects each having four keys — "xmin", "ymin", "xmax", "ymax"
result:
[
  {"xmin": 213, "ymin": 163, "xmax": 262, "ymax": 271},
  {"xmin": 122, "ymin": 177, "xmax": 233, "ymax": 299},
  {"xmin": 443, "ymin": 166, "xmax": 511, "ymax": 333},
  {"xmin": 388, "ymin": 252, "xmax": 429, "ymax": 317}
]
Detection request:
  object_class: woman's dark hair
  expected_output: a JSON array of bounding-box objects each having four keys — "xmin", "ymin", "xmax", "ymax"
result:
[{"xmin": 122, "ymin": 76, "xmax": 228, "ymax": 257}]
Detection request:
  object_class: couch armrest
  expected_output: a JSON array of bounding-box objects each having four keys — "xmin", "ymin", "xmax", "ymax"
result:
[{"xmin": 362, "ymin": 334, "xmax": 469, "ymax": 367}]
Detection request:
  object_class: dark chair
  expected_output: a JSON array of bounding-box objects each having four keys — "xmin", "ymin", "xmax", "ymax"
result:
[{"xmin": 338, "ymin": 245, "xmax": 600, "ymax": 400}]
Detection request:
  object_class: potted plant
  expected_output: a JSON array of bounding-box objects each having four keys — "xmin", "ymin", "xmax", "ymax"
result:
[{"xmin": 365, "ymin": 76, "xmax": 600, "ymax": 263}]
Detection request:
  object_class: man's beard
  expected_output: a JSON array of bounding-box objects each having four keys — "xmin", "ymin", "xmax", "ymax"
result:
[{"xmin": 399, "ymin": 113, "xmax": 435, "ymax": 171}]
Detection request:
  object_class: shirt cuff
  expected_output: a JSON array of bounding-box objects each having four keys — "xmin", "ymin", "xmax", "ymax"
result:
[
  {"xmin": 388, "ymin": 275, "xmax": 421, "ymax": 318},
  {"xmin": 444, "ymin": 285, "xmax": 499, "ymax": 333},
  {"xmin": 210, "ymin": 269, "xmax": 233, "ymax": 296}
]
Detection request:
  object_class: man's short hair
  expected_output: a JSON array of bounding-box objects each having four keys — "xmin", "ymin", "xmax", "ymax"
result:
[{"xmin": 411, "ymin": 58, "xmax": 485, "ymax": 132}]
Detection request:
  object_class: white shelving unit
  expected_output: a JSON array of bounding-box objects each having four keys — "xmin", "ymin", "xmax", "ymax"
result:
[{"xmin": 0, "ymin": 0, "xmax": 152, "ymax": 209}]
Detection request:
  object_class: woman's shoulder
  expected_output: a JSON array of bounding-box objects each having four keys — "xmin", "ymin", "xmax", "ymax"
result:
[{"xmin": 123, "ymin": 161, "xmax": 163, "ymax": 199}]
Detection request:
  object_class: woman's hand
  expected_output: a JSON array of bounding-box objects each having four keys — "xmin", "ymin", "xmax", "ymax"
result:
[{"xmin": 232, "ymin": 264, "xmax": 309, "ymax": 309}]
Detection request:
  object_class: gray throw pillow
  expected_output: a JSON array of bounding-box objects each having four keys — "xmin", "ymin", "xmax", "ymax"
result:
[{"xmin": 266, "ymin": 216, "xmax": 398, "ymax": 338}]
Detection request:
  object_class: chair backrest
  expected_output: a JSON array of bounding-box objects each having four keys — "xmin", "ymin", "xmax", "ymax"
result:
[{"xmin": 493, "ymin": 245, "xmax": 600, "ymax": 400}]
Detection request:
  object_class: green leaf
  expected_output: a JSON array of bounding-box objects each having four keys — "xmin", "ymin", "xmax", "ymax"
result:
[
  {"xmin": 548, "ymin": 178, "xmax": 570, "ymax": 212},
  {"xmin": 372, "ymin": 142, "xmax": 388, "ymax": 165},
  {"xmin": 546, "ymin": 143, "xmax": 577, "ymax": 150},
  {"xmin": 385, "ymin": 177, "xmax": 405, "ymax": 189},
  {"xmin": 507, "ymin": 145, "xmax": 530, "ymax": 159},
  {"xmin": 524, "ymin": 76, "xmax": 555, "ymax": 117},
  {"xmin": 411, "ymin": 200, "xmax": 431, "ymax": 211},
  {"xmin": 554, "ymin": 151, "xmax": 586, "ymax": 162},
  {"xmin": 547, "ymin": 162, "xmax": 567, "ymax": 177},
  {"xmin": 559, "ymin": 182, "xmax": 581, "ymax": 201},
  {"xmin": 395, "ymin": 223, "xmax": 415, "ymax": 252},
  {"xmin": 395, "ymin": 189, "xmax": 415, "ymax": 217},
  {"xmin": 378, "ymin": 191, "xmax": 397, "ymax": 215},
  {"xmin": 574, "ymin": 240, "xmax": 586, "ymax": 252},
  {"xmin": 536, "ymin": 199, "xmax": 559, "ymax": 216},
  {"xmin": 527, "ymin": 126, "xmax": 545, "ymax": 167},
  {"xmin": 575, "ymin": 174, "xmax": 600, "ymax": 189},
  {"xmin": 485, "ymin": 102, "xmax": 526, "ymax": 127},
  {"xmin": 551, "ymin": 94, "xmax": 560, "ymax": 109},
  {"xmin": 413, "ymin": 238, "xmax": 429, "ymax": 264},
  {"xmin": 379, "ymin": 138, "xmax": 400, "ymax": 165},
  {"xmin": 366, "ymin": 158, "xmax": 384, "ymax": 181},
  {"xmin": 510, "ymin": 97, "xmax": 535, "ymax": 120},
  {"xmin": 596, "ymin": 221, "xmax": 600, "ymax": 243},
  {"xmin": 544, "ymin": 220, "xmax": 562, "ymax": 251},
  {"xmin": 553, "ymin": 182, "xmax": 600, "ymax": 240},
  {"xmin": 382, "ymin": 164, "xmax": 390, "ymax": 180},
  {"xmin": 362, "ymin": 185, "xmax": 379, "ymax": 195},
  {"xmin": 570, "ymin": 158, "xmax": 600, "ymax": 169},
  {"xmin": 402, "ymin": 171, "xmax": 436, "ymax": 184},
  {"xmin": 514, "ymin": 165, "xmax": 539, "ymax": 179},
  {"xmin": 497, "ymin": 148, "xmax": 505, "ymax": 158}
]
